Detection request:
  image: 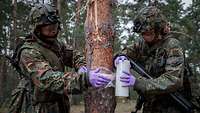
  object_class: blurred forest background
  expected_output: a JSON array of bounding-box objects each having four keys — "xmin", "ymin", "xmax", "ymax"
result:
[{"xmin": 0, "ymin": 0, "xmax": 199, "ymax": 112}]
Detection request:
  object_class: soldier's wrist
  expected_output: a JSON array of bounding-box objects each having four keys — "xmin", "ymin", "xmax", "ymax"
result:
[
  {"xmin": 133, "ymin": 78, "xmax": 146, "ymax": 93},
  {"xmin": 84, "ymin": 73, "xmax": 92, "ymax": 87}
]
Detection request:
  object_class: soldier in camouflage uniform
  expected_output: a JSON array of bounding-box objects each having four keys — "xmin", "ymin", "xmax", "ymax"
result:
[
  {"xmin": 7, "ymin": 3, "xmax": 112, "ymax": 113},
  {"xmin": 114, "ymin": 6, "xmax": 192, "ymax": 113}
]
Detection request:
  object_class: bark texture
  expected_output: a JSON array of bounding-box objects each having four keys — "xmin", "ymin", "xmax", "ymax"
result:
[{"xmin": 84, "ymin": 0, "xmax": 116, "ymax": 113}]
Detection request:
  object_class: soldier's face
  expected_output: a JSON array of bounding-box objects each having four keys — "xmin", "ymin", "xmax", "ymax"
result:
[
  {"xmin": 141, "ymin": 29, "xmax": 155, "ymax": 43},
  {"xmin": 40, "ymin": 23, "xmax": 59, "ymax": 40}
]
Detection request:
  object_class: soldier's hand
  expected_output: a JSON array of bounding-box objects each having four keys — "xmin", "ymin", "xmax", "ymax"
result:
[
  {"xmin": 120, "ymin": 71, "xmax": 136, "ymax": 87},
  {"xmin": 89, "ymin": 68, "xmax": 113, "ymax": 87}
]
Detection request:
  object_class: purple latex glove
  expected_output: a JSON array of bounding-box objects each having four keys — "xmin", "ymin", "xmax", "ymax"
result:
[
  {"xmin": 89, "ymin": 68, "xmax": 112, "ymax": 87},
  {"xmin": 120, "ymin": 71, "xmax": 136, "ymax": 87},
  {"xmin": 78, "ymin": 66, "xmax": 87, "ymax": 74},
  {"xmin": 114, "ymin": 55, "xmax": 128, "ymax": 67}
]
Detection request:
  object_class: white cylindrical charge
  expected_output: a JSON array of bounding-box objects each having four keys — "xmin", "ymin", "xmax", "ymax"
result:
[{"xmin": 115, "ymin": 60, "xmax": 131, "ymax": 97}]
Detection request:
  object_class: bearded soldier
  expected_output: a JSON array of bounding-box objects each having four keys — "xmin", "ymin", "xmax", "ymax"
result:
[
  {"xmin": 113, "ymin": 6, "xmax": 193, "ymax": 113},
  {"xmin": 7, "ymin": 3, "xmax": 112, "ymax": 113}
]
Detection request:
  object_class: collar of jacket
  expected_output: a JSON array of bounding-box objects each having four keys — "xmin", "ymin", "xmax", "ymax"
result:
[
  {"xmin": 31, "ymin": 33, "xmax": 62, "ymax": 54},
  {"xmin": 146, "ymin": 34, "xmax": 171, "ymax": 54}
]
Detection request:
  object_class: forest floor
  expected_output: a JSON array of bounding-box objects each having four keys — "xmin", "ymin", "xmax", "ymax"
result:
[
  {"xmin": 71, "ymin": 100, "xmax": 142, "ymax": 113},
  {"xmin": 0, "ymin": 97, "xmax": 142, "ymax": 113}
]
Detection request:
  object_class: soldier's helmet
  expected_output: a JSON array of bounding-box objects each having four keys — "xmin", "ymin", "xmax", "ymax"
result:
[
  {"xmin": 29, "ymin": 3, "xmax": 60, "ymax": 31},
  {"xmin": 133, "ymin": 6, "xmax": 168, "ymax": 34}
]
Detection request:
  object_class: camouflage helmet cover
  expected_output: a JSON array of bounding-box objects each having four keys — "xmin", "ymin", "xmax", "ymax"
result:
[
  {"xmin": 29, "ymin": 3, "xmax": 60, "ymax": 30},
  {"xmin": 133, "ymin": 6, "xmax": 168, "ymax": 33}
]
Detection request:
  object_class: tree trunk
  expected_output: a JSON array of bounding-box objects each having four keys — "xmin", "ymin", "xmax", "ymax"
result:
[
  {"xmin": 84, "ymin": 0, "xmax": 116, "ymax": 113},
  {"xmin": 12, "ymin": 0, "xmax": 17, "ymax": 49},
  {"xmin": 56, "ymin": 0, "xmax": 61, "ymax": 15},
  {"xmin": 75, "ymin": 0, "xmax": 81, "ymax": 25},
  {"xmin": 0, "ymin": 53, "xmax": 8, "ymax": 103},
  {"xmin": 0, "ymin": 58, "xmax": 4, "ymax": 103},
  {"xmin": 53, "ymin": 0, "xmax": 57, "ymax": 7},
  {"xmin": 74, "ymin": 0, "xmax": 82, "ymax": 49}
]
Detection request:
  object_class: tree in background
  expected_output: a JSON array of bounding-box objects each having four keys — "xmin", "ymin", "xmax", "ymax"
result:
[
  {"xmin": 182, "ymin": 0, "xmax": 200, "ymax": 74},
  {"xmin": 0, "ymin": 0, "xmax": 14, "ymax": 104}
]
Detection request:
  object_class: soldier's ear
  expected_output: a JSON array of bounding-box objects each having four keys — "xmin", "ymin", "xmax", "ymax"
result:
[{"xmin": 163, "ymin": 22, "xmax": 171, "ymax": 34}]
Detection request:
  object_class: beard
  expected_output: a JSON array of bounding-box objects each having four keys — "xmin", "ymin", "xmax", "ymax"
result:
[{"xmin": 35, "ymin": 31, "xmax": 58, "ymax": 44}]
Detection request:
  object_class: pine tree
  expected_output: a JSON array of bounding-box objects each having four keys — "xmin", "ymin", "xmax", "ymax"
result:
[{"xmin": 84, "ymin": 0, "xmax": 116, "ymax": 113}]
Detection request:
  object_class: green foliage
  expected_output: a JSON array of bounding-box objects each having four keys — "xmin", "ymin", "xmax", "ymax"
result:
[
  {"xmin": 0, "ymin": 0, "xmax": 12, "ymax": 52},
  {"xmin": 16, "ymin": 2, "xmax": 31, "ymax": 36},
  {"xmin": 181, "ymin": 0, "xmax": 200, "ymax": 73}
]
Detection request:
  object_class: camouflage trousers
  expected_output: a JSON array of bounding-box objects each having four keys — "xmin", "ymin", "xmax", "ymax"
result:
[
  {"xmin": 143, "ymin": 104, "xmax": 200, "ymax": 113},
  {"xmin": 142, "ymin": 95, "xmax": 200, "ymax": 113},
  {"xmin": 143, "ymin": 104, "xmax": 182, "ymax": 113},
  {"xmin": 32, "ymin": 91, "xmax": 70, "ymax": 113},
  {"xmin": 33, "ymin": 100, "xmax": 70, "ymax": 113},
  {"xmin": 142, "ymin": 96, "xmax": 185, "ymax": 113}
]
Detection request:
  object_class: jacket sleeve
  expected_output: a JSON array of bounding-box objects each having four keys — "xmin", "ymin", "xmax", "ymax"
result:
[
  {"xmin": 133, "ymin": 38, "xmax": 184, "ymax": 96},
  {"xmin": 121, "ymin": 39, "xmax": 145, "ymax": 61},
  {"xmin": 19, "ymin": 48, "xmax": 86, "ymax": 94},
  {"xmin": 61, "ymin": 44, "xmax": 86, "ymax": 70}
]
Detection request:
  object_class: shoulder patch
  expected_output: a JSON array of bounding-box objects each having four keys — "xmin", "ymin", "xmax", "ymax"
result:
[{"xmin": 164, "ymin": 38, "xmax": 181, "ymax": 49}]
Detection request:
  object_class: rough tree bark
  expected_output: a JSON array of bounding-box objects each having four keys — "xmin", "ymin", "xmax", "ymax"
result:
[{"xmin": 84, "ymin": 0, "xmax": 116, "ymax": 113}]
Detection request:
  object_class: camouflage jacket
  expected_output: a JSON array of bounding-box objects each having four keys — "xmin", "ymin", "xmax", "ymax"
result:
[
  {"xmin": 122, "ymin": 34, "xmax": 188, "ymax": 113},
  {"xmin": 7, "ymin": 34, "xmax": 87, "ymax": 113}
]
